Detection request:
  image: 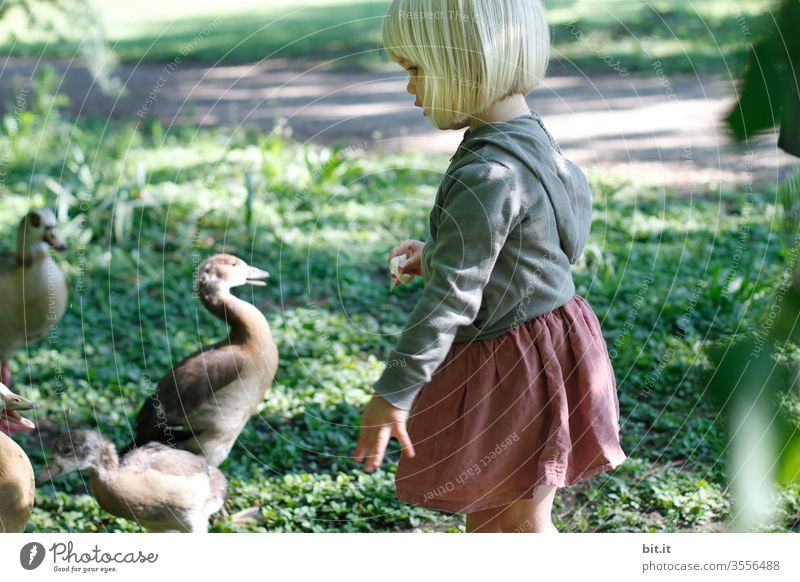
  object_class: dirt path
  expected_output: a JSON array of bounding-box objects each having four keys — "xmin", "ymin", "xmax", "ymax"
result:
[{"xmin": 1, "ymin": 57, "xmax": 795, "ymax": 191}]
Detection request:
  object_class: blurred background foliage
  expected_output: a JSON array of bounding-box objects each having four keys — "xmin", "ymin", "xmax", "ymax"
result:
[
  {"xmin": 717, "ymin": 0, "xmax": 799, "ymax": 530},
  {"xmin": 726, "ymin": 0, "xmax": 799, "ymax": 155},
  {"xmin": 0, "ymin": 0, "xmax": 122, "ymax": 94}
]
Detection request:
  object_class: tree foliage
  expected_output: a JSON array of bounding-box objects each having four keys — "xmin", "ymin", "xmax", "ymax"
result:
[
  {"xmin": 726, "ymin": 0, "xmax": 799, "ymax": 156},
  {"xmin": 0, "ymin": 0, "xmax": 121, "ymax": 95}
]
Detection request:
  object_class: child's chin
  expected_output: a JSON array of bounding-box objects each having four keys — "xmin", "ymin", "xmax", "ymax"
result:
[{"xmin": 443, "ymin": 120, "xmax": 469, "ymax": 130}]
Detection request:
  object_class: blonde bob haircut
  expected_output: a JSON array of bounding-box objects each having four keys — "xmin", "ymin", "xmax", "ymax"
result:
[{"xmin": 382, "ymin": 0, "xmax": 550, "ymax": 129}]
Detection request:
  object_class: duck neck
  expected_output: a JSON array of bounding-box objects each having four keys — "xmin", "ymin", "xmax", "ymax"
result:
[
  {"xmin": 90, "ymin": 442, "xmax": 120, "ymax": 479},
  {"xmin": 200, "ymin": 287, "xmax": 270, "ymax": 345},
  {"xmin": 16, "ymin": 240, "xmax": 49, "ymax": 267}
]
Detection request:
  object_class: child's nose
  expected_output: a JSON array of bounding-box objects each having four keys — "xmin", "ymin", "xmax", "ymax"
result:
[{"xmin": 406, "ymin": 79, "xmax": 416, "ymax": 95}]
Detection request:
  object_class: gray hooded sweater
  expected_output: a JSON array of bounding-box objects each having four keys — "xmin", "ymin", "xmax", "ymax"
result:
[{"xmin": 373, "ymin": 110, "xmax": 593, "ymax": 411}]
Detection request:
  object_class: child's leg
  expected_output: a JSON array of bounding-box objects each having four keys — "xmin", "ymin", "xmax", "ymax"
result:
[
  {"xmin": 465, "ymin": 506, "xmax": 504, "ymax": 532},
  {"xmin": 498, "ymin": 485, "xmax": 558, "ymax": 533},
  {"xmin": 465, "ymin": 485, "xmax": 558, "ymax": 533}
]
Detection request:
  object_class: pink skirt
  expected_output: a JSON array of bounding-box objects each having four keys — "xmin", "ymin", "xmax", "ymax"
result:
[{"xmin": 395, "ymin": 293, "xmax": 627, "ymax": 514}]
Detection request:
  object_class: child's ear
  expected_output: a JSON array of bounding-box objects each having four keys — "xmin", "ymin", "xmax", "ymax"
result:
[{"xmin": 29, "ymin": 212, "xmax": 41, "ymax": 228}]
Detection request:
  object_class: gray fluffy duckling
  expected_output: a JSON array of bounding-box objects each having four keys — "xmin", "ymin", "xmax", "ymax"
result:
[{"xmin": 38, "ymin": 430, "xmax": 227, "ymax": 533}]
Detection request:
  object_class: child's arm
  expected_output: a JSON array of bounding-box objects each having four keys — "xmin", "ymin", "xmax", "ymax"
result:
[
  {"xmin": 354, "ymin": 161, "xmax": 521, "ymax": 471},
  {"xmin": 354, "ymin": 160, "xmax": 523, "ymax": 471},
  {"xmin": 419, "ymin": 236, "xmax": 434, "ymax": 282}
]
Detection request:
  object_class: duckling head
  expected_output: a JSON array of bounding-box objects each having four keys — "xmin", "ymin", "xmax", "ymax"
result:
[
  {"xmin": 0, "ymin": 381, "xmax": 38, "ymax": 431},
  {"xmin": 17, "ymin": 209, "xmax": 67, "ymax": 261},
  {"xmin": 37, "ymin": 430, "xmax": 116, "ymax": 484},
  {"xmin": 195, "ymin": 254, "xmax": 270, "ymax": 298}
]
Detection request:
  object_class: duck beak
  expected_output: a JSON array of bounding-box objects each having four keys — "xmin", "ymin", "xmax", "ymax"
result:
[
  {"xmin": 0, "ymin": 386, "xmax": 38, "ymax": 429},
  {"xmin": 1, "ymin": 408, "xmax": 36, "ymax": 430},
  {"xmin": 37, "ymin": 461, "xmax": 65, "ymax": 484},
  {"xmin": 9, "ymin": 396, "xmax": 39, "ymax": 412},
  {"xmin": 45, "ymin": 231, "xmax": 67, "ymax": 252},
  {"xmin": 245, "ymin": 266, "xmax": 270, "ymax": 287}
]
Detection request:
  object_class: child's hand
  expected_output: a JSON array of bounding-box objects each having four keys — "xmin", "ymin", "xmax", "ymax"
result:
[
  {"xmin": 388, "ymin": 240, "xmax": 424, "ymax": 278},
  {"xmin": 390, "ymin": 255, "xmax": 415, "ymax": 287},
  {"xmin": 354, "ymin": 395, "xmax": 416, "ymax": 472}
]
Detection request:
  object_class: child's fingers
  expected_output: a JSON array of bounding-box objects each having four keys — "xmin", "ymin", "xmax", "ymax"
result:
[
  {"xmin": 354, "ymin": 422, "xmax": 379, "ymax": 463},
  {"xmin": 387, "ymin": 243, "xmax": 409, "ymax": 267},
  {"xmin": 399, "ymin": 246, "xmax": 423, "ymax": 274},
  {"xmin": 391, "ymin": 240, "xmax": 419, "ymax": 260},
  {"xmin": 353, "ymin": 428, "xmax": 368, "ymax": 462},
  {"xmin": 365, "ymin": 426, "xmax": 391, "ymax": 472},
  {"xmin": 398, "ymin": 266, "xmax": 421, "ymax": 277},
  {"xmin": 394, "ymin": 422, "xmax": 416, "ymax": 458},
  {"xmin": 398, "ymin": 258, "xmax": 418, "ymax": 275}
]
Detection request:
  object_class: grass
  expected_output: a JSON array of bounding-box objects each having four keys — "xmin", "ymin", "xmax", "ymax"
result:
[
  {"xmin": 0, "ymin": 0, "xmax": 774, "ymax": 74},
  {"xmin": 1, "ymin": 75, "xmax": 798, "ymax": 533}
]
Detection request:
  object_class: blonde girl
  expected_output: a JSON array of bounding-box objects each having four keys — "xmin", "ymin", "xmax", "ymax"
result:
[{"xmin": 354, "ymin": 0, "xmax": 626, "ymax": 533}]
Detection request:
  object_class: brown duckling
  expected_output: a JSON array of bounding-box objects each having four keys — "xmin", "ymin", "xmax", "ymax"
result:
[
  {"xmin": 128, "ymin": 254, "xmax": 278, "ymax": 466},
  {"xmin": 0, "ymin": 209, "xmax": 68, "ymax": 387},
  {"xmin": 0, "ymin": 382, "xmax": 38, "ymax": 533},
  {"xmin": 38, "ymin": 430, "xmax": 227, "ymax": 533}
]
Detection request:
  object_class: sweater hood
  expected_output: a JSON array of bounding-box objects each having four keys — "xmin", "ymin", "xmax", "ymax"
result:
[{"xmin": 451, "ymin": 110, "xmax": 593, "ymax": 264}]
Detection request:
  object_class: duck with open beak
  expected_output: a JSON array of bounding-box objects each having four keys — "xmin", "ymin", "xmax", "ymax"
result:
[
  {"xmin": 244, "ymin": 265, "xmax": 270, "ymax": 286},
  {"xmin": 0, "ymin": 381, "xmax": 38, "ymax": 434},
  {"xmin": 125, "ymin": 254, "xmax": 279, "ymax": 467}
]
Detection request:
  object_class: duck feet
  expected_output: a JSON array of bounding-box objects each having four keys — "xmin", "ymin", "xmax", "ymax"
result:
[{"xmin": 230, "ymin": 506, "xmax": 263, "ymax": 525}]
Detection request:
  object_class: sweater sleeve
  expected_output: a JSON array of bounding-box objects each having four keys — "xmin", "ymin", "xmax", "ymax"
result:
[
  {"xmin": 420, "ymin": 235, "xmax": 434, "ymax": 283},
  {"xmin": 373, "ymin": 160, "xmax": 522, "ymax": 410}
]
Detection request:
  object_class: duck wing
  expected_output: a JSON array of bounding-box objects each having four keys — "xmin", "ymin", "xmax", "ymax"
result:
[
  {"xmin": 114, "ymin": 443, "xmax": 226, "ymax": 514},
  {"xmin": 127, "ymin": 444, "xmax": 229, "ymax": 511},
  {"xmin": 122, "ymin": 442, "xmax": 209, "ymax": 475},
  {"xmin": 131, "ymin": 344, "xmax": 246, "ymax": 448}
]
